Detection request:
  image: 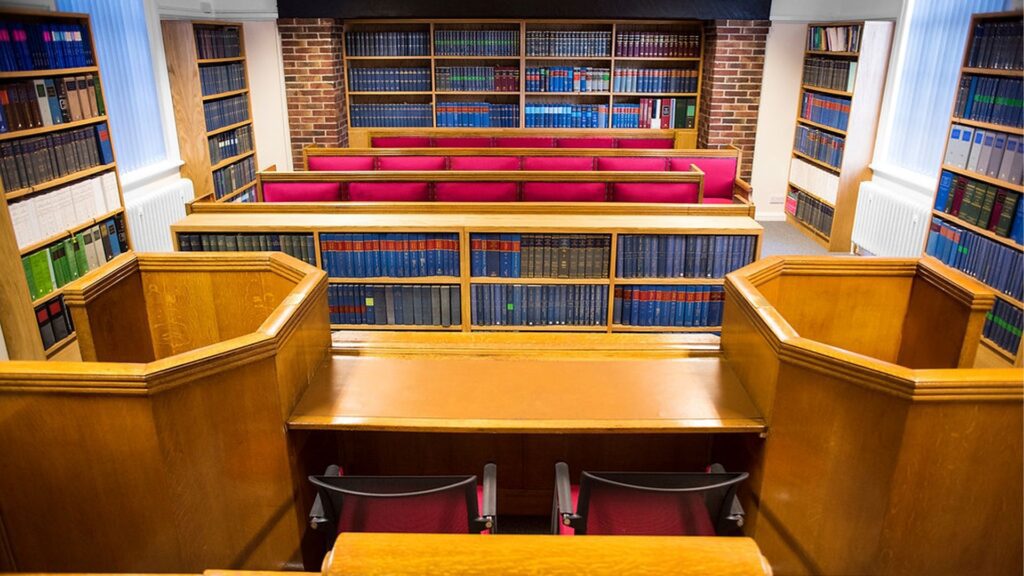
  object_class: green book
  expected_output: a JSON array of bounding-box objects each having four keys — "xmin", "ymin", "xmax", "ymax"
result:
[
  {"xmin": 976, "ymin": 184, "xmax": 997, "ymax": 231},
  {"xmin": 958, "ymin": 180, "xmax": 981, "ymax": 225},
  {"xmin": 28, "ymin": 250, "xmax": 54, "ymax": 300},
  {"xmin": 48, "ymin": 244, "xmax": 66, "ymax": 288},
  {"xmin": 73, "ymin": 233, "xmax": 89, "ymax": 276},
  {"xmin": 63, "ymin": 238, "xmax": 80, "ymax": 283},
  {"xmin": 995, "ymin": 192, "xmax": 1020, "ymax": 237},
  {"xmin": 21, "ymin": 256, "xmax": 35, "ymax": 300}
]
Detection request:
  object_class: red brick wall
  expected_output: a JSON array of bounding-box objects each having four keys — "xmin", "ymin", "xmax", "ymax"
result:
[
  {"xmin": 698, "ymin": 20, "xmax": 770, "ymax": 181},
  {"xmin": 278, "ymin": 18, "xmax": 347, "ymax": 168}
]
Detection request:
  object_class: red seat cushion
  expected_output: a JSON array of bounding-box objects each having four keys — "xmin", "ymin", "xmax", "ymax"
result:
[
  {"xmin": 449, "ymin": 156, "xmax": 521, "ymax": 171},
  {"xmin": 348, "ymin": 182, "xmax": 430, "ymax": 201},
  {"xmin": 522, "ymin": 182, "xmax": 606, "ymax": 202},
  {"xmin": 371, "ymin": 136, "xmax": 430, "ymax": 148},
  {"xmin": 307, "ymin": 156, "xmax": 375, "ymax": 171},
  {"xmin": 612, "ymin": 182, "xmax": 699, "ymax": 203},
  {"xmin": 522, "ymin": 157, "xmax": 594, "ymax": 171},
  {"xmin": 433, "ymin": 137, "xmax": 493, "ymax": 148},
  {"xmin": 596, "ymin": 157, "xmax": 668, "ymax": 171},
  {"xmin": 435, "ymin": 182, "xmax": 518, "ymax": 202},
  {"xmin": 378, "ymin": 156, "xmax": 447, "ymax": 171},
  {"xmin": 615, "ymin": 138, "xmax": 674, "ymax": 149},
  {"xmin": 669, "ymin": 157, "xmax": 738, "ymax": 201},
  {"xmin": 557, "ymin": 137, "xmax": 615, "ymax": 148},
  {"xmin": 702, "ymin": 197, "xmax": 734, "ymax": 204},
  {"xmin": 494, "ymin": 137, "xmax": 556, "ymax": 148},
  {"xmin": 262, "ymin": 182, "xmax": 343, "ymax": 202}
]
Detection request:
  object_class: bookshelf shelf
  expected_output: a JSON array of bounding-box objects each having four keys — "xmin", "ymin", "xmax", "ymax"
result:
[
  {"xmin": 0, "ymin": 65, "xmax": 99, "ymax": 79},
  {"xmin": 611, "ymin": 325, "xmax": 720, "ymax": 333},
  {"xmin": 211, "ymin": 150, "xmax": 255, "ymax": 172},
  {"xmin": 796, "ymin": 117, "xmax": 847, "ymax": 136},
  {"xmin": 791, "ymin": 150, "xmax": 841, "ymax": 173},
  {"xmin": 331, "ymin": 324, "xmax": 462, "ymax": 331},
  {"xmin": 218, "ymin": 181, "xmax": 256, "ymax": 202},
  {"xmin": 0, "ymin": 115, "xmax": 109, "ymax": 142},
  {"xmin": 5, "ymin": 163, "xmax": 116, "ymax": 200},
  {"xmin": 786, "ymin": 214, "xmax": 832, "ymax": 249},
  {"xmin": 349, "ymin": 91, "xmax": 434, "ymax": 95},
  {"xmin": 346, "ymin": 56, "xmax": 431, "ymax": 61},
  {"xmin": 471, "ymin": 277, "xmax": 608, "ymax": 285},
  {"xmin": 940, "ymin": 163, "xmax": 1024, "ymax": 193},
  {"xmin": 981, "ymin": 335, "xmax": 1018, "ymax": 362},
  {"xmin": 524, "ymin": 92, "xmax": 611, "ymax": 97},
  {"xmin": 43, "ymin": 332, "xmax": 77, "ymax": 359},
  {"xmin": 787, "ymin": 181, "xmax": 835, "ymax": 207},
  {"xmin": 201, "ymin": 87, "xmax": 249, "ymax": 102},
  {"xmin": 931, "ymin": 210, "xmax": 1023, "ymax": 251},
  {"xmin": 800, "ymin": 84, "xmax": 854, "ymax": 98},
  {"xmin": 18, "ymin": 207, "xmax": 125, "ymax": 257},
  {"xmin": 434, "ymin": 91, "xmax": 519, "ymax": 95},
  {"xmin": 614, "ymin": 92, "xmax": 698, "ymax": 97},
  {"xmin": 526, "ymin": 57, "xmax": 612, "ymax": 61},
  {"xmin": 196, "ymin": 56, "xmax": 245, "ymax": 64},
  {"xmin": 206, "ymin": 119, "xmax": 251, "ymax": 137},
  {"xmin": 471, "ymin": 325, "xmax": 608, "ymax": 332},
  {"xmin": 329, "ymin": 276, "xmax": 461, "ymax": 284},
  {"xmin": 997, "ymin": 292, "xmax": 1024, "ymax": 311},
  {"xmin": 612, "ymin": 277, "xmax": 726, "ymax": 285},
  {"xmin": 614, "ymin": 57, "xmax": 701, "ymax": 62},
  {"xmin": 951, "ymin": 117, "xmax": 1024, "ymax": 136},
  {"xmin": 961, "ymin": 66, "xmax": 1023, "ymax": 77},
  {"xmin": 433, "ymin": 56, "xmax": 520, "ymax": 60},
  {"xmin": 805, "ymin": 50, "xmax": 859, "ymax": 57}
]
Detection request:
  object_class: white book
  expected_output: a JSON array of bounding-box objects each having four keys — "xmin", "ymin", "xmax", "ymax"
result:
[
  {"xmin": 987, "ymin": 133, "xmax": 1007, "ymax": 178},
  {"xmin": 53, "ymin": 186, "xmax": 79, "ymax": 232},
  {"xmin": 32, "ymin": 80, "xmax": 52, "ymax": 126},
  {"xmin": 944, "ymin": 126, "xmax": 962, "ymax": 166},
  {"xmin": 88, "ymin": 175, "xmax": 106, "ymax": 214},
  {"xmin": 100, "ymin": 172, "xmax": 120, "ymax": 211},
  {"xmin": 998, "ymin": 136, "xmax": 1019, "ymax": 184},
  {"xmin": 71, "ymin": 180, "xmax": 97, "ymax": 223},
  {"xmin": 966, "ymin": 129, "xmax": 986, "ymax": 172},
  {"xmin": 976, "ymin": 131, "xmax": 995, "ymax": 175},
  {"xmin": 8, "ymin": 198, "xmax": 41, "ymax": 249},
  {"xmin": 952, "ymin": 125, "xmax": 974, "ymax": 169},
  {"xmin": 33, "ymin": 192, "xmax": 62, "ymax": 239},
  {"xmin": 82, "ymin": 225, "xmax": 100, "ymax": 271}
]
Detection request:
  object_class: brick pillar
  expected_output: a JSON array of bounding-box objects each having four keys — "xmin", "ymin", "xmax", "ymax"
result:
[
  {"xmin": 278, "ymin": 18, "xmax": 347, "ymax": 168},
  {"xmin": 698, "ymin": 20, "xmax": 770, "ymax": 181}
]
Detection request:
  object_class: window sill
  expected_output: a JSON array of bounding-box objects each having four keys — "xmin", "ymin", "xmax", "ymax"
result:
[
  {"xmin": 120, "ymin": 159, "xmax": 185, "ymax": 196},
  {"xmin": 868, "ymin": 162, "xmax": 936, "ymax": 198}
]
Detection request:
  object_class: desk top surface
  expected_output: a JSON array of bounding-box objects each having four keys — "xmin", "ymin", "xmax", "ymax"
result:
[{"xmin": 288, "ymin": 353, "xmax": 764, "ymax": 433}]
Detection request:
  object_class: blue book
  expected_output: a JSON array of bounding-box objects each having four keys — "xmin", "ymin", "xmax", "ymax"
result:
[
  {"xmin": 935, "ymin": 171, "xmax": 953, "ymax": 212},
  {"xmin": 95, "ymin": 123, "xmax": 114, "ymax": 164},
  {"xmin": 1010, "ymin": 201, "xmax": 1024, "ymax": 244}
]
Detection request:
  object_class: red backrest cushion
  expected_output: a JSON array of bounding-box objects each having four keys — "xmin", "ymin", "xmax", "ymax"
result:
[
  {"xmin": 337, "ymin": 490, "xmax": 470, "ymax": 534},
  {"xmin": 307, "ymin": 156, "xmax": 375, "ymax": 171},
  {"xmin": 433, "ymin": 137, "xmax": 493, "ymax": 148},
  {"xmin": 348, "ymin": 182, "xmax": 430, "ymax": 201},
  {"xmin": 557, "ymin": 137, "xmax": 615, "ymax": 148},
  {"xmin": 615, "ymin": 138, "xmax": 675, "ymax": 149},
  {"xmin": 262, "ymin": 182, "xmax": 343, "ymax": 202},
  {"xmin": 611, "ymin": 182, "xmax": 699, "ymax": 203},
  {"xmin": 522, "ymin": 182, "xmax": 607, "ymax": 202},
  {"xmin": 378, "ymin": 156, "xmax": 447, "ymax": 171},
  {"xmin": 435, "ymin": 182, "xmax": 519, "ymax": 202},
  {"xmin": 449, "ymin": 156, "xmax": 521, "ymax": 170},
  {"xmin": 522, "ymin": 157, "xmax": 595, "ymax": 171},
  {"xmin": 494, "ymin": 137, "xmax": 556, "ymax": 148},
  {"xmin": 596, "ymin": 157, "xmax": 668, "ymax": 171},
  {"xmin": 670, "ymin": 157, "xmax": 739, "ymax": 200},
  {"xmin": 583, "ymin": 485, "xmax": 715, "ymax": 536},
  {"xmin": 371, "ymin": 136, "xmax": 431, "ymax": 148}
]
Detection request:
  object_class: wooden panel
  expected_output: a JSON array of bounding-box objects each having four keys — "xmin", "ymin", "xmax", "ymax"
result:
[
  {"xmin": 0, "ymin": 190, "xmax": 45, "ymax": 360},
  {"xmin": 162, "ymin": 21, "xmax": 215, "ymax": 199},
  {"xmin": 898, "ymin": 275, "xmax": 975, "ymax": 368},
  {"xmin": 142, "ymin": 270, "xmax": 220, "ymax": 358},
  {"xmin": 71, "ymin": 268, "xmax": 155, "ymax": 363}
]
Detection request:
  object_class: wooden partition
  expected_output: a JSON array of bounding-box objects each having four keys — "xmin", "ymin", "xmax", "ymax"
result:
[
  {"xmin": 348, "ymin": 128, "xmax": 697, "ymax": 149},
  {"xmin": 720, "ymin": 255, "xmax": 1023, "ymax": 575}
]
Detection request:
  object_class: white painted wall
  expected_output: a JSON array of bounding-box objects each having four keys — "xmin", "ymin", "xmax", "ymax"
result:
[
  {"xmin": 771, "ymin": 0, "xmax": 902, "ymax": 21},
  {"xmin": 244, "ymin": 21, "xmax": 294, "ymax": 171},
  {"xmin": 156, "ymin": 0, "xmax": 277, "ymax": 20}
]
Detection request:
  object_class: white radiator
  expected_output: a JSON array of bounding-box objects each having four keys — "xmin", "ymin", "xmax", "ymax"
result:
[
  {"xmin": 124, "ymin": 179, "xmax": 195, "ymax": 252},
  {"xmin": 851, "ymin": 180, "xmax": 932, "ymax": 257}
]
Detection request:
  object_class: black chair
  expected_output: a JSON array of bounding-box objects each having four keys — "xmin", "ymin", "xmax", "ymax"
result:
[{"xmin": 552, "ymin": 462, "xmax": 748, "ymax": 536}]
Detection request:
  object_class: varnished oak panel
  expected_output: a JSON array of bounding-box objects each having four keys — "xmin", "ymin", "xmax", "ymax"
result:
[{"xmin": 162, "ymin": 21, "xmax": 215, "ymax": 198}]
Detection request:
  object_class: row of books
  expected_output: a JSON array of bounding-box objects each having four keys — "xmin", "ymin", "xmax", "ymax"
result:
[
  {"xmin": 802, "ymin": 57, "xmax": 857, "ymax": 92},
  {"xmin": 983, "ymin": 298, "xmax": 1022, "ymax": 355},
  {"xmin": 935, "ymin": 171, "xmax": 1021, "ymax": 238},
  {"xmin": 470, "ymin": 234, "xmax": 610, "ymax": 279},
  {"xmin": 0, "ymin": 75, "xmax": 104, "ymax": 133},
  {"xmin": 789, "ymin": 157, "xmax": 838, "ymax": 206},
  {"xmin": 614, "ymin": 285, "xmax": 724, "ymax": 328},
  {"xmin": 230, "ymin": 187, "xmax": 257, "ymax": 203},
  {"xmin": 435, "ymin": 66, "xmax": 519, "ymax": 92},
  {"xmin": 199, "ymin": 62, "xmax": 246, "ymax": 96},
  {"xmin": 800, "ymin": 92, "xmax": 850, "ymax": 131},
  {"xmin": 330, "ymin": 284, "xmax": 462, "ymax": 327},
  {"xmin": 0, "ymin": 20, "xmax": 93, "ymax": 71},
  {"xmin": 943, "ymin": 124, "xmax": 1022, "ymax": 184},
  {"xmin": 525, "ymin": 31, "xmax": 611, "ymax": 57},
  {"xmin": 471, "ymin": 284, "xmax": 608, "ymax": 327},
  {"xmin": 953, "ymin": 76, "xmax": 1023, "ymax": 129},
  {"xmin": 967, "ymin": 20, "xmax": 1022, "ymax": 71},
  {"xmin": 212, "ymin": 155, "xmax": 254, "ymax": 199},
  {"xmin": 433, "ymin": 30, "xmax": 519, "ymax": 56},
  {"xmin": 786, "ymin": 188, "xmax": 834, "ymax": 237},
  {"xmin": 176, "ymin": 233, "xmax": 317, "ymax": 266},
  {"xmin": 8, "ymin": 171, "xmax": 120, "ymax": 250},
  {"xmin": 436, "ymin": 102, "xmax": 518, "ymax": 128},
  {"xmin": 617, "ymin": 235, "xmax": 757, "ymax": 279},
  {"xmin": 320, "ymin": 233, "xmax": 460, "ymax": 278},
  {"xmin": 35, "ymin": 296, "xmax": 73, "ymax": 350},
  {"xmin": 203, "ymin": 94, "xmax": 249, "ymax": 131},
  {"xmin": 794, "ymin": 125, "xmax": 844, "ymax": 169},
  {"xmin": 0, "ymin": 123, "xmax": 114, "ymax": 192},
  {"xmin": 611, "ymin": 98, "xmax": 694, "ymax": 129},
  {"xmin": 21, "ymin": 216, "xmax": 126, "ymax": 301},
  {"xmin": 611, "ymin": 68, "xmax": 698, "ymax": 94},
  {"xmin": 208, "ymin": 124, "xmax": 252, "ymax": 165},
  {"xmin": 614, "ymin": 32, "xmax": 700, "ymax": 58},
  {"xmin": 348, "ymin": 67, "xmax": 431, "ymax": 92},
  {"xmin": 807, "ymin": 25, "xmax": 861, "ymax": 53},
  {"xmin": 925, "ymin": 217, "xmax": 1023, "ymax": 300},
  {"xmin": 349, "ymin": 103, "xmax": 433, "ymax": 128},
  {"xmin": 525, "ymin": 103, "xmax": 608, "ymax": 128},
  {"xmin": 194, "ymin": 26, "xmax": 240, "ymax": 60},
  {"xmin": 524, "ymin": 67, "xmax": 610, "ymax": 93},
  {"xmin": 345, "ymin": 32, "xmax": 429, "ymax": 57}
]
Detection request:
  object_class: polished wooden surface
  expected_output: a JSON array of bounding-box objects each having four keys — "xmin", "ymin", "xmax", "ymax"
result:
[
  {"xmin": 0, "ymin": 185, "xmax": 45, "ymax": 360},
  {"xmin": 324, "ymin": 533, "xmax": 770, "ymax": 576}
]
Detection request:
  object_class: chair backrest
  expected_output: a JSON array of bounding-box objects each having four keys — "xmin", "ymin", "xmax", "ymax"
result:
[
  {"xmin": 576, "ymin": 471, "xmax": 748, "ymax": 536},
  {"xmin": 309, "ymin": 474, "xmax": 484, "ymax": 534}
]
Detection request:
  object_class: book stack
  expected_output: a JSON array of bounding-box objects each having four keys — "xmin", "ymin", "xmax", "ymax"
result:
[
  {"xmin": 984, "ymin": 298, "xmax": 1023, "ymax": 355},
  {"xmin": 786, "ymin": 188, "xmax": 834, "ymax": 237},
  {"xmin": 925, "ymin": 217, "xmax": 1024, "ymax": 301},
  {"xmin": 611, "ymin": 98, "xmax": 694, "ymax": 129},
  {"xmin": 320, "ymin": 233, "xmax": 460, "ymax": 278},
  {"xmin": 0, "ymin": 19, "xmax": 93, "ymax": 71},
  {"xmin": 800, "ymin": 92, "xmax": 850, "ymax": 131},
  {"xmin": 943, "ymin": 124, "xmax": 1022, "ymax": 184},
  {"xmin": 177, "ymin": 232, "xmax": 316, "ymax": 265},
  {"xmin": 0, "ymin": 122, "xmax": 114, "ymax": 191},
  {"xmin": 207, "ymin": 124, "xmax": 252, "ymax": 165},
  {"xmin": 203, "ymin": 93, "xmax": 249, "ymax": 131},
  {"xmin": 953, "ymin": 75, "xmax": 1023, "ymax": 128},
  {"xmin": 789, "ymin": 157, "xmax": 839, "ymax": 205},
  {"xmin": 471, "ymin": 233, "xmax": 610, "ymax": 279},
  {"xmin": 7, "ymin": 171, "xmax": 120, "ymax": 249},
  {"xmin": 794, "ymin": 125, "xmax": 844, "ymax": 169},
  {"xmin": 806, "ymin": 25, "xmax": 861, "ymax": 52},
  {"xmin": 524, "ymin": 67, "xmax": 609, "ymax": 92},
  {"xmin": 436, "ymin": 102, "xmax": 518, "ymax": 128},
  {"xmin": 34, "ymin": 296, "xmax": 73, "ymax": 349},
  {"xmin": 0, "ymin": 75, "xmax": 104, "ymax": 133},
  {"xmin": 967, "ymin": 19, "xmax": 1023, "ymax": 70},
  {"xmin": 435, "ymin": 66, "xmax": 519, "ymax": 92},
  {"xmin": 801, "ymin": 58, "xmax": 857, "ymax": 92},
  {"xmin": 614, "ymin": 285, "xmax": 724, "ymax": 328},
  {"xmin": 211, "ymin": 155, "xmax": 254, "ymax": 199},
  {"xmin": 471, "ymin": 284, "xmax": 608, "ymax": 326},
  {"xmin": 525, "ymin": 103, "xmax": 608, "ymax": 128},
  {"xmin": 194, "ymin": 26, "xmax": 240, "ymax": 59},
  {"xmin": 330, "ymin": 284, "xmax": 461, "ymax": 327},
  {"xmin": 345, "ymin": 31, "xmax": 429, "ymax": 57},
  {"xmin": 349, "ymin": 103, "xmax": 433, "ymax": 127},
  {"xmin": 525, "ymin": 30, "xmax": 611, "ymax": 57},
  {"xmin": 934, "ymin": 170, "xmax": 1021, "ymax": 237},
  {"xmin": 612, "ymin": 68, "xmax": 698, "ymax": 93},
  {"xmin": 433, "ymin": 29, "xmax": 519, "ymax": 56},
  {"xmin": 614, "ymin": 32, "xmax": 700, "ymax": 58},
  {"xmin": 348, "ymin": 68, "xmax": 431, "ymax": 92},
  {"xmin": 21, "ymin": 215, "xmax": 127, "ymax": 300},
  {"xmin": 616, "ymin": 235, "xmax": 757, "ymax": 279},
  {"xmin": 198, "ymin": 62, "xmax": 246, "ymax": 96}
]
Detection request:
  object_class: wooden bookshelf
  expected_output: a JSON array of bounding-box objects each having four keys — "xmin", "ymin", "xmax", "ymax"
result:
[
  {"xmin": 0, "ymin": 9, "xmax": 133, "ymax": 359},
  {"xmin": 342, "ymin": 19, "xmax": 704, "ymax": 146},
  {"xmin": 924, "ymin": 11, "xmax": 1024, "ymax": 367},
  {"xmin": 162, "ymin": 20, "xmax": 259, "ymax": 202},
  {"xmin": 785, "ymin": 21, "xmax": 893, "ymax": 252}
]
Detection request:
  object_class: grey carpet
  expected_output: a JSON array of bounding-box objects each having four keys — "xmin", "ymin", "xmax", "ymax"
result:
[{"xmin": 758, "ymin": 220, "xmax": 830, "ymax": 257}]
